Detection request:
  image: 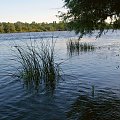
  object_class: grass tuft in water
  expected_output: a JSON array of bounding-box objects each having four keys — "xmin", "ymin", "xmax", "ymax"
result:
[
  {"xmin": 14, "ymin": 40, "xmax": 61, "ymax": 91},
  {"xmin": 67, "ymin": 39, "xmax": 95, "ymax": 55}
]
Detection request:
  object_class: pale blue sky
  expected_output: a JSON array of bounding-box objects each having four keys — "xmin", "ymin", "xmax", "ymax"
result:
[{"xmin": 0, "ymin": 0, "xmax": 65, "ymax": 23}]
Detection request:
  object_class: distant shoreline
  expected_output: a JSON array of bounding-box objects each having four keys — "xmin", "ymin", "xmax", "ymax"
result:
[{"xmin": 0, "ymin": 21, "xmax": 68, "ymax": 34}]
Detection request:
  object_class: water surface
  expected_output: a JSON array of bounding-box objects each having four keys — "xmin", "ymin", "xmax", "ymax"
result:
[{"xmin": 0, "ymin": 31, "xmax": 120, "ymax": 120}]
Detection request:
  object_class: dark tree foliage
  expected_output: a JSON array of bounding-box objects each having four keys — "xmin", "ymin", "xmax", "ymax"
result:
[
  {"xmin": 113, "ymin": 18, "xmax": 120, "ymax": 29},
  {"xmin": 63, "ymin": 0, "xmax": 120, "ymax": 38}
]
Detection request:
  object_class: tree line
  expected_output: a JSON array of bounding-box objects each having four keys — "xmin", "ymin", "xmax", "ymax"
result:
[
  {"xmin": 0, "ymin": 20, "xmax": 119, "ymax": 34},
  {"xmin": 0, "ymin": 21, "xmax": 68, "ymax": 33}
]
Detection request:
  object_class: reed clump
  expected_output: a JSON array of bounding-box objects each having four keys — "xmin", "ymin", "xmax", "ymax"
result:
[
  {"xmin": 67, "ymin": 39, "xmax": 95, "ymax": 55},
  {"xmin": 14, "ymin": 41, "xmax": 61, "ymax": 90}
]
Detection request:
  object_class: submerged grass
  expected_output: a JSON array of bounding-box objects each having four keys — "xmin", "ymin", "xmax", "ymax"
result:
[
  {"xmin": 67, "ymin": 39, "xmax": 95, "ymax": 56},
  {"xmin": 14, "ymin": 40, "xmax": 61, "ymax": 91}
]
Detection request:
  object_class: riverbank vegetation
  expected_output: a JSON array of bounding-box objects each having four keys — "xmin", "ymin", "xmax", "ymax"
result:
[
  {"xmin": 0, "ymin": 21, "xmax": 68, "ymax": 33},
  {"xmin": 0, "ymin": 20, "xmax": 119, "ymax": 34}
]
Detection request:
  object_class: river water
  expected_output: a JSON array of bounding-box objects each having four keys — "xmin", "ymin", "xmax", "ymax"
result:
[{"xmin": 0, "ymin": 31, "xmax": 120, "ymax": 120}]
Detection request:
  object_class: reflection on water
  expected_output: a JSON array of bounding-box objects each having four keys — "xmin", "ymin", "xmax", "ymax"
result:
[
  {"xmin": 0, "ymin": 31, "xmax": 120, "ymax": 120},
  {"xmin": 67, "ymin": 87, "xmax": 120, "ymax": 120}
]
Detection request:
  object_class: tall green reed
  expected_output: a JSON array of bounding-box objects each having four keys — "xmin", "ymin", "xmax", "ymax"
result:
[
  {"xmin": 67, "ymin": 39, "xmax": 95, "ymax": 56},
  {"xmin": 14, "ymin": 40, "xmax": 61, "ymax": 91}
]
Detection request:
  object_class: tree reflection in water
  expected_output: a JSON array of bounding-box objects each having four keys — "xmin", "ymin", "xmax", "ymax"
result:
[{"xmin": 66, "ymin": 88, "xmax": 120, "ymax": 120}]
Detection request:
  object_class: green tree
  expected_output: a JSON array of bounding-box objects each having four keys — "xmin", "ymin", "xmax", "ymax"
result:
[
  {"xmin": 56, "ymin": 22, "xmax": 67, "ymax": 31},
  {"xmin": 3, "ymin": 22, "xmax": 16, "ymax": 33},
  {"xmin": 62, "ymin": 0, "xmax": 120, "ymax": 38},
  {"xmin": 14, "ymin": 22, "xmax": 23, "ymax": 32},
  {"xmin": 9, "ymin": 23, "xmax": 16, "ymax": 33},
  {"xmin": 113, "ymin": 18, "xmax": 120, "ymax": 29},
  {"xmin": 0, "ymin": 23, "xmax": 4, "ymax": 33}
]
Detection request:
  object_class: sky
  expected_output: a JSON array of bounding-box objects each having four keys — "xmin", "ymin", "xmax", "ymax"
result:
[{"xmin": 0, "ymin": 0, "xmax": 65, "ymax": 23}]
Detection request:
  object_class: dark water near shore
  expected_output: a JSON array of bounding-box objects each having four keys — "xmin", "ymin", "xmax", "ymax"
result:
[{"xmin": 0, "ymin": 31, "xmax": 120, "ymax": 120}]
